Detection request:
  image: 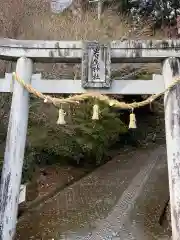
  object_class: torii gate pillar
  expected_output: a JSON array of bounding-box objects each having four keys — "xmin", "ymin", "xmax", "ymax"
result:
[
  {"xmin": 0, "ymin": 57, "xmax": 33, "ymax": 240},
  {"xmin": 163, "ymin": 57, "xmax": 180, "ymax": 240}
]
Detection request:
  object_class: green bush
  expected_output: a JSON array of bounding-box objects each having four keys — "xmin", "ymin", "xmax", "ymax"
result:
[
  {"xmin": 105, "ymin": 0, "xmax": 180, "ymax": 28},
  {"xmin": 27, "ymin": 98, "xmax": 127, "ymax": 166}
]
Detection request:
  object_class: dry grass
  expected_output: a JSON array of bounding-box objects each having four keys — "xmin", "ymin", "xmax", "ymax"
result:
[
  {"xmin": 0, "ymin": 0, "xmax": 166, "ymax": 41},
  {"xmin": 0, "ymin": 0, "xmax": 165, "ymax": 77},
  {"xmin": 18, "ymin": 10, "xmax": 127, "ymax": 40},
  {"xmin": 17, "ymin": 2, "xmax": 165, "ymax": 77},
  {"xmin": 17, "ymin": 5, "xmax": 165, "ymax": 41}
]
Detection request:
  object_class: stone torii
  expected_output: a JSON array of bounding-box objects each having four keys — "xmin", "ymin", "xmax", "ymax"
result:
[{"xmin": 0, "ymin": 38, "xmax": 180, "ymax": 240}]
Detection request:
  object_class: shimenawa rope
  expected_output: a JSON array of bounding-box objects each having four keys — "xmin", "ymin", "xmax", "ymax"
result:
[{"xmin": 12, "ymin": 72, "xmax": 180, "ymax": 128}]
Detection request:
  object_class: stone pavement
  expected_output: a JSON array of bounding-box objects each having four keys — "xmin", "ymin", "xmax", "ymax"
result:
[{"xmin": 15, "ymin": 144, "xmax": 169, "ymax": 240}]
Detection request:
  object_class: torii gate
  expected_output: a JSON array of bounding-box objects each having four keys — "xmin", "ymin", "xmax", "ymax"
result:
[{"xmin": 0, "ymin": 38, "xmax": 180, "ymax": 240}]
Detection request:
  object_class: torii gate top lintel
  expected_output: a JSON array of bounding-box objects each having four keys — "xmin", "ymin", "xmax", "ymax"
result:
[{"xmin": 1, "ymin": 38, "xmax": 180, "ymax": 63}]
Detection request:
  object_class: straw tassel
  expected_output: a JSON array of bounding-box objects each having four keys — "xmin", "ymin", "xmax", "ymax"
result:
[
  {"xmin": 149, "ymin": 99, "xmax": 153, "ymax": 112},
  {"xmin": 92, "ymin": 104, "xmax": 99, "ymax": 120},
  {"xmin": 57, "ymin": 108, "xmax": 66, "ymax": 125},
  {"xmin": 129, "ymin": 109, "xmax": 137, "ymax": 129}
]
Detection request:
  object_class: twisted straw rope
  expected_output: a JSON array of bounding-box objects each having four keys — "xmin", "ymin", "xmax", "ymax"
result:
[{"xmin": 12, "ymin": 72, "xmax": 180, "ymax": 110}]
